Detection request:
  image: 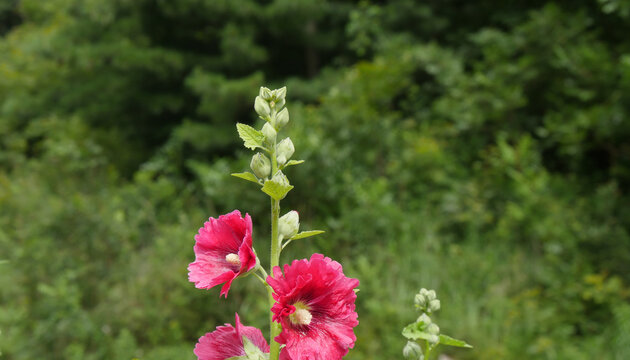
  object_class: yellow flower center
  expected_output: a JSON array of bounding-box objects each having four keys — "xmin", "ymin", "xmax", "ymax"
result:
[
  {"xmin": 289, "ymin": 302, "xmax": 312, "ymax": 326},
  {"xmin": 225, "ymin": 253, "xmax": 241, "ymax": 266}
]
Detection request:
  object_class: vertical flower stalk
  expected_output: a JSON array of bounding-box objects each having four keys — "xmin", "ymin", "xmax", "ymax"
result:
[{"xmin": 268, "ymin": 104, "xmax": 282, "ymax": 359}]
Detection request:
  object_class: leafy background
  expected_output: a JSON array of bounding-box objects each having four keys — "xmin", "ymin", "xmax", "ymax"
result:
[{"xmin": 1, "ymin": 0, "xmax": 629, "ymax": 359}]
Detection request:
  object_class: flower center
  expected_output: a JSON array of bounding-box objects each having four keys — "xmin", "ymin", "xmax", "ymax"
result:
[
  {"xmin": 225, "ymin": 253, "xmax": 241, "ymax": 266},
  {"xmin": 289, "ymin": 302, "xmax": 312, "ymax": 326}
]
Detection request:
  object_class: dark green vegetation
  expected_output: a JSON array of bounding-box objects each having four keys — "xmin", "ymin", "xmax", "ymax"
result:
[{"xmin": 1, "ymin": 0, "xmax": 630, "ymax": 359}]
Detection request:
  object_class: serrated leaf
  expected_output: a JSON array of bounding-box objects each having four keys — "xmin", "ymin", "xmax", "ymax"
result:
[
  {"xmin": 231, "ymin": 172, "xmax": 261, "ymax": 184},
  {"xmin": 236, "ymin": 123, "xmax": 265, "ymax": 150},
  {"xmin": 281, "ymin": 159, "xmax": 304, "ymax": 169},
  {"xmin": 402, "ymin": 323, "xmax": 433, "ymax": 341},
  {"xmin": 261, "ymin": 178, "xmax": 293, "ymax": 200},
  {"xmin": 290, "ymin": 230, "xmax": 324, "ymax": 240},
  {"xmin": 438, "ymin": 334, "xmax": 473, "ymax": 348}
]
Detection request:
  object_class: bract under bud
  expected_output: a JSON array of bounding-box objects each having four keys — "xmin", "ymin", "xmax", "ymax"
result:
[
  {"xmin": 262, "ymin": 122, "xmax": 277, "ymax": 144},
  {"xmin": 276, "ymin": 138, "xmax": 295, "ymax": 165},
  {"xmin": 250, "ymin": 153, "xmax": 271, "ymax": 179},
  {"xmin": 403, "ymin": 341, "xmax": 423, "ymax": 360},
  {"xmin": 275, "ymin": 108, "xmax": 290, "ymax": 128},
  {"xmin": 279, "ymin": 210, "xmax": 299, "ymax": 239},
  {"xmin": 260, "ymin": 87, "xmax": 273, "ymax": 101},
  {"xmin": 254, "ymin": 96, "xmax": 271, "ymax": 118}
]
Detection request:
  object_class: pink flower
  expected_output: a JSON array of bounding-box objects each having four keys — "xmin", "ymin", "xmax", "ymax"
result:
[
  {"xmin": 188, "ymin": 210, "xmax": 257, "ymax": 297},
  {"xmin": 194, "ymin": 313, "xmax": 270, "ymax": 360},
  {"xmin": 267, "ymin": 253, "xmax": 359, "ymax": 360}
]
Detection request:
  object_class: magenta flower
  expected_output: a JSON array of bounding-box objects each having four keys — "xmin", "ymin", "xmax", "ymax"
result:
[
  {"xmin": 267, "ymin": 253, "xmax": 359, "ymax": 360},
  {"xmin": 194, "ymin": 313, "xmax": 270, "ymax": 360},
  {"xmin": 188, "ymin": 210, "xmax": 257, "ymax": 297}
]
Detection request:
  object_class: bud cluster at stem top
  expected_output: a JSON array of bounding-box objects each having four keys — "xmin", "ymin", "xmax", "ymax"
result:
[
  {"xmin": 414, "ymin": 288, "xmax": 441, "ymax": 314},
  {"xmin": 245, "ymin": 86, "xmax": 298, "ymax": 184},
  {"xmin": 255, "ymin": 86, "xmax": 289, "ymax": 130}
]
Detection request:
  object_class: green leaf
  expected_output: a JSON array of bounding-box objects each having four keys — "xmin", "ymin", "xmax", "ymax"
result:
[
  {"xmin": 438, "ymin": 334, "xmax": 473, "ymax": 348},
  {"xmin": 261, "ymin": 177, "xmax": 293, "ymax": 200},
  {"xmin": 236, "ymin": 123, "xmax": 265, "ymax": 150},
  {"xmin": 231, "ymin": 172, "xmax": 261, "ymax": 184},
  {"xmin": 290, "ymin": 230, "xmax": 325, "ymax": 240},
  {"xmin": 402, "ymin": 323, "xmax": 434, "ymax": 342},
  {"xmin": 281, "ymin": 159, "xmax": 304, "ymax": 169},
  {"xmin": 243, "ymin": 336, "xmax": 269, "ymax": 359},
  {"xmin": 226, "ymin": 337, "xmax": 270, "ymax": 360}
]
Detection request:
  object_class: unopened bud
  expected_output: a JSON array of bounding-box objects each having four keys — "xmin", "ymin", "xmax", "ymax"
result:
[
  {"xmin": 254, "ymin": 96, "xmax": 271, "ymax": 118},
  {"xmin": 259, "ymin": 87, "xmax": 273, "ymax": 101},
  {"xmin": 250, "ymin": 153, "xmax": 271, "ymax": 179},
  {"xmin": 271, "ymin": 170, "xmax": 290, "ymax": 186},
  {"xmin": 426, "ymin": 290, "xmax": 437, "ymax": 301},
  {"xmin": 279, "ymin": 210, "xmax": 299, "ymax": 239},
  {"xmin": 403, "ymin": 341, "xmax": 423, "ymax": 360},
  {"xmin": 429, "ymin": 299, "xmax": 441, "ymax": 312},
  {"xmin": 427, "ymin": 323, "xmax": 440, "ymax": 335},
  {"xmin": 275, "ymin": 97, "xmax": 286, "ymax": 109},
  {"xmin": 275, "ymin": 108, "xmax": 290, "ymax": 128},
  {"xmin": 417, "ymin": 314, "xmax": 431, "ymax": 325},
  {"xmin": 414, "ymin": 293, "xmax": 427, "ymax": 308},
  {"xmin": 262, "ymin": 122, "xmax": 277, "ymax": 144},
  {"xmin": 276, "ymin": 138, "xmax": 295, "ymax": 165},
  {"xmin": 273, "ymin": 86, "xmax": 287, "ymax": 101},
  {"xmin": 428, "ymin": 334, "xmax": 439, "ymax": 344}
]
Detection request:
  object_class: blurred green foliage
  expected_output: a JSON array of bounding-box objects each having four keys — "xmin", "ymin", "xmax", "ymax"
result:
[{"xmin": 1, "ymin": 0, "xmax": 629, "ymax": 359}]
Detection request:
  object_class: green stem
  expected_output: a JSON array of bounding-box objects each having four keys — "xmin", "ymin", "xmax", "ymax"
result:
[
  {"xmin": 268, "ymin": 127, "xmax": 281, "ymax": 360},
  {"xmin": 425, "ymin": 341, "xmax": 434, "ymax": 360}
]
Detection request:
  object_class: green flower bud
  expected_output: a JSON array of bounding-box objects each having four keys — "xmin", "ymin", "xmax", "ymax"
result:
[
  {"xmin": 429, "ymin": 299, "xmax": 441, "ymax": 312},
  {"xmin": 403, "ymin": 341, "xmax": 423, "ymax": 360},
  {"xmin": 250, "ymin": 153, "xmax": 271, "ymax": 179},
  {"xmin": 276, "ymin": 138, "xmax": 295, "ymax": 165},
  {"xmin": 254, "ymin": 96, "xmax": 271, "ymax": 118},
  {"xmin": 417, "ymin": 313, "xmax": 431, "ymax": 325},
  {"xmin": 273, "ymin": 86, "xmax": 287, "ymax": 101},
  {"xmin": 271, "ymin": 170, "xmax": 290, "ymax": 187},
  {"xmin": 275, "ymin": 108, "xmax": 290, "ymax": 129},
  {"xmin": 259, "ymin": 87, "xmax": 273, "ymax": 101},
  {"xmin": 262, "ymin": 122, "xmax": 277, "ymax": 144},
  {"xmin": 279, "ymin": 210, "xmax": 299, "ymax": 239},
  {"xmin": 275, "ymin": 97, "xmax": 286, "ymax": 109},
  {"xmin": 414, "ymin": 293, "xmax": 427, "ymax": 308},
  {"xmin": 427, "ymin": 323, "xmax": 440, "ymax": 335}
]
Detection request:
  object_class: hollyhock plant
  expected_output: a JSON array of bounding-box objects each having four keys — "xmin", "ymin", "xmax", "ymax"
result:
[
  {"xmin": 188, "ymin": 210, "xmax": 257, "ymax": 297},
  {"xmin": 194, "ymin": 313, "xmax": 270, "ymax": 360},
  {"xmin": 267, "ymin": 253, "xmax": 359, "ymax": 360},
  {"xmin": 188, "ymin": 86, "xmax": 467, "ymax": 360}
]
